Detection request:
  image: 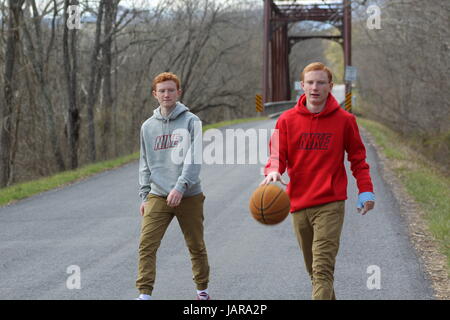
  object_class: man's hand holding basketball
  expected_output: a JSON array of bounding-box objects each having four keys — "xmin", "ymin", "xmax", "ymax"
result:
[{"xmin": 260, "ymin": 171, "xmax": 288, "ymax": 186}]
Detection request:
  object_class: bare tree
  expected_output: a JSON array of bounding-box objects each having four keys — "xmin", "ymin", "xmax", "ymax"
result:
[
  {"xmin": 85, "ymin": 0, "xmax": 104, "ymax": 162},
  {"xmin": 63, "ymin": 0, "xmax": 80, "ymax": 169},
  {"xmin": 0, "ymin": 0, "xmax": 25, "ymax": 187},
  {"xmin": 21, "ymin": 0, "xmax": 66, "ymax": 171},
  {"xmin": 99, "ymin": 0, "xmax": 119, "ymax": 159},
  {"xmin": 0, "ymin": 0, "xmax": 269, "ymax": 186},
  {"xmin": 353, "ymin": 0, "xmax": 450, "ymax": 168}
]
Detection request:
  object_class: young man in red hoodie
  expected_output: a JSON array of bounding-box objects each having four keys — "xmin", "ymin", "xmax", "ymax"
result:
[{"xmin": 261, "ymin": 62, "xmax": 375, "ymax": 300}]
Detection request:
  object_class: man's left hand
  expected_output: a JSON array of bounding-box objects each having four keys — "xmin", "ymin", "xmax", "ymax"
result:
[
  {"xmin": 167, "ymin": 189, "xmax": 183, "ymax": 207},
  {"xmin": 357, "ymin": 201, "xmax": 375, "ymax": 215}
]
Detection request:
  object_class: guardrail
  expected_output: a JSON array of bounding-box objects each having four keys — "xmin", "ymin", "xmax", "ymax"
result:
[{"xmin": 263, "ymin": 100, "xmax": 297, "ymax": 118}]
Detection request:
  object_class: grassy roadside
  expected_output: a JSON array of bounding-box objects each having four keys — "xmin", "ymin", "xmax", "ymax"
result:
[
  {"xmin": 357, "ymin": 118, "xmax": 450, "ymax": 273},
  {"xmin": 202, "ymin": 116, "xmax": 267, "ymax": 131},
  {"xmin": 0, "ymin": 116, "xmax": 267, "ymax": 207}
]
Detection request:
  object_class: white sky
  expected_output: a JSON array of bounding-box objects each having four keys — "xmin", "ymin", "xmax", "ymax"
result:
[
  {"xmin": 120, "ymin": 0, "xmax": 261, "ymax": 9},
  {"xmin": 274, "ymin": 0, "xmax": 342, "ymax": 4},
  {"xmin": 31, "ymin": 0, "xmax": 261, "ymax": 12}
]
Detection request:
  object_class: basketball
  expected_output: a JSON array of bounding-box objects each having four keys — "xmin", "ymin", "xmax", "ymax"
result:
[{"xmin": 249, "ymin": 184, "xmax": 290, "ymax": 225}]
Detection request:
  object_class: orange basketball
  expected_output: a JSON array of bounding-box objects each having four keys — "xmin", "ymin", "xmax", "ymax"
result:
[{"xmin": 249, "ymin": 184, "xmax": 290, "ymax": 225}]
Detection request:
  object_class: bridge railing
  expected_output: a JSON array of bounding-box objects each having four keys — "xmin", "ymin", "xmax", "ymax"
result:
[{"xmin": 263, "ymin": 100, "xmax": 297, "ymax": 118}]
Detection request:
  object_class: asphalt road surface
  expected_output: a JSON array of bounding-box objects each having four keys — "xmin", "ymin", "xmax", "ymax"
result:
[{"xmin": 0, "ymin": 119, "xmax": 435, "ymax": 300}]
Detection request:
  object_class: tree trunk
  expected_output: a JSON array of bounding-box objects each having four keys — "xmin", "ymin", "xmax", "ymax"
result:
[
  {"xmin": 23, "ymin": 0, "xmax": 66, "ymax": 172},
  {"xmin": 86, "ymin": 0, "xmax": 105, "ymax": 162},
  {"xmin": 63, "ymin": 0, "xmax": 80, "ymax": 169},
  {"xmin": 100, "ymin": 0, "xmax": 118, "ymax": 160},
  {"xmin": 0, "ymin": 0, "xmax": 25, "ymax": 187}
]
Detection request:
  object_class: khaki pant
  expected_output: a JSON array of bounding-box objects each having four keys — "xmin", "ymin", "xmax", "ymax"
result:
[
  {"xmin": 292, "ymin": 200, "xmax": 345, "ymax": 300},
  {"xmin": 136, "ymin": 193, "xmax": 209, "ymax": 295}
]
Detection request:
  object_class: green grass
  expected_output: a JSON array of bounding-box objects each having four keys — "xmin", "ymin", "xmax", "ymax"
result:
[
  {"xmin": 358, "ymin": 118, "xmax": 450, "ymax": 273},
  {"xmin": 0, "ymin": 116, "xmax": 268, "ymax": 207},
  {"xmin": 202, "ymin": 117, "xmax": 267, "ymax": 131}
]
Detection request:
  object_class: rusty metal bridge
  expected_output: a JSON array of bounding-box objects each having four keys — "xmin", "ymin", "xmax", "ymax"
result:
[{"xmin": 262, "ymin": 0, "xmax": 353, "ymax": 113}]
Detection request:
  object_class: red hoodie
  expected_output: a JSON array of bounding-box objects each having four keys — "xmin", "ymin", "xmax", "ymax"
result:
[{"xmin": 264, "ymin": 93, "xmax": 374, "ymax": 212}]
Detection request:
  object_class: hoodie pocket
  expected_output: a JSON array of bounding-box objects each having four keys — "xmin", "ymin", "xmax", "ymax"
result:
[{"xmin": 289, "ymin": 171, "xmax": 335, "ymax": 202}]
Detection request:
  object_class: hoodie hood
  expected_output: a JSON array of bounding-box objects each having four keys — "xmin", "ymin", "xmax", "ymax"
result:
[
  {"xmin": 153, "ymin": 102, "xmax": 189, "ymax": 136},
  {"xmin": 153, "ymin": 102, "xmax": 189, "ymax": 120},
  {"xmin": 294, "ymin": 92, "xmax": 341, "ymax": 137},
  {"xmin": 295, "ymin": 93, "xmax": 340, "ymax": 117}
]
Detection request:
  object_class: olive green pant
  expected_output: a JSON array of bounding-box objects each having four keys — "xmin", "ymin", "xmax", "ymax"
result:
[
  {"xmin": 136, "ymin": 193, "xmax": 209, "ymax": 295},
  {"xmin": 292, "ymin": 200, "xmax": 345, "ymax": 300}
]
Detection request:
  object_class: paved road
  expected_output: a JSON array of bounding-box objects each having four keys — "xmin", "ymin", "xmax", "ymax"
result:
[{"xmin": 0, "ymin": 119, "xmax": 435, "ymax": 300}]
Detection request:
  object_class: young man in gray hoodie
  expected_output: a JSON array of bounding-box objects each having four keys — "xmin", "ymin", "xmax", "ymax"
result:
[{"xmin": 136, "ymin": 72, "xmax": 210, "ymax": 300}]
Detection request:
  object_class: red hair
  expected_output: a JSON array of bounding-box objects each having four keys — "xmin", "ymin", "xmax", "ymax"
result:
[
  {"xmin": 301, "ymin": 62, "xmax": 333, "ymax": 83},
  {"xmin": 152, "ymin": 72, "xmax": 181, "ymax": 91}
]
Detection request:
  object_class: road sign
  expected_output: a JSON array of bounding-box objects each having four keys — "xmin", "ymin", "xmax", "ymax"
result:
[
  {"xmin": 255, "ymin": 94, "xmax": 264, "ymax": 112},
  {"xmin": 345, "ymin": 66, "xmax": 357, "ymax": 82}
]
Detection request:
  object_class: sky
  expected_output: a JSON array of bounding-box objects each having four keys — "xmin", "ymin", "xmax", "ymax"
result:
[{"xmin": 30, "ymin": 0, "xmax": 262, "ymax": 12}]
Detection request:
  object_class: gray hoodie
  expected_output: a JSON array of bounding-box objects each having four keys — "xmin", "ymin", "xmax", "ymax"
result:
[{"xmin": 139, "ymin": 102, "xmax": 202, "ymax": 201}]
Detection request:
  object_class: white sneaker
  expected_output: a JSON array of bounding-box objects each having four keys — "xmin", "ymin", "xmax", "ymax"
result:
[
  {"xmin": 136, "ymin": 294, "xmax": 152, "ymax": 300},
  {"xmin": 196, "ymin": 292, "xmax": 211, "ymax": 300}
]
